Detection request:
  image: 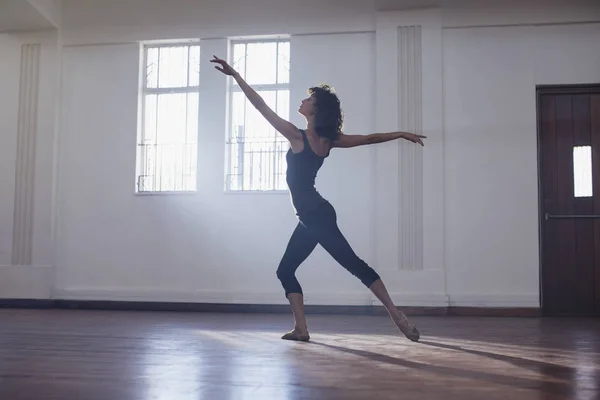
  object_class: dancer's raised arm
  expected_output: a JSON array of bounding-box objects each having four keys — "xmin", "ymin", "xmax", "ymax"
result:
[{"xmin": 211, "ymin": 55, "xmax": 301, "ymax": 143}]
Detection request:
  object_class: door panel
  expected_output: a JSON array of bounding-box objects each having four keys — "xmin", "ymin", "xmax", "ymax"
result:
[
  {"xmin": 539, "ymin": 87, "xmax": 600, "ymax": 316},
  {"xmin": 592, "ymin": 95, "xmax": 600, "ymax": 312},
  {"xmin": 554, "ymin": 95, "xmax": 578, "ymax": 313},
  {"xmin": 572, "ymin": 95, "xmax": 595, "ymax": 314},
  {"xmin": 539, "ymin": 94, "xmax": 559, "ymax": 313}
]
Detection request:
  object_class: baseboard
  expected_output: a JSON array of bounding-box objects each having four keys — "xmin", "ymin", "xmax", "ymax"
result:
[
  {"xmin": 52, "ymin": 288, "xmax": 374, "ymax": 305},
  {"xmin": 53, "ymin": 288, "xmax": 539, "ymax": 307},
  {"xmin": 0, "ymin": 288, "xmax": 540, "ymax": 317},
  {"xmin": 2, "ymin": 288, "xmax": 538, "ymax": 316},
  {"xmin": 53, "ymin": 287, "xmax": 458, "ymax": 306},
  {"xmin": 448, "ymin": 294, "xmax": 540, "ymax": 308},
  {"xmin": 0, "ymin": 298, "xmax": 540, "ymax": 317},
  {"xmin": 0, "ymin": 298, "xmax": 55, "ymax": 309},
  {"xmin": 380, "ymin": 293, "xmax": 450, "ymax": 307},
  {"xmin": 447, "ymin": 306, "xmax": 541, "ymax": 317}
]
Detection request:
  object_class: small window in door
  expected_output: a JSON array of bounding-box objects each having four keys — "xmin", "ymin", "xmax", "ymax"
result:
[{"xmin": 573, "ymin": 146, "xmax": 593, "ymax": 197}]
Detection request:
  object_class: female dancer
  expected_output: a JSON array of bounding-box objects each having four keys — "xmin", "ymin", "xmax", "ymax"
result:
[{"xmin": 212, "ymin": 55, "xmax": 425, "ymax": 342}]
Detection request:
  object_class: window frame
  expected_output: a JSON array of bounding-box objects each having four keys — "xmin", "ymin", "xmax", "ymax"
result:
[
  {"xmin": 135, "ymin": 41, "xmax": 201, "ymax": 195},
  {"xmin": 225, "ymin": 37, "xmax": 291, "ymax": 193}
]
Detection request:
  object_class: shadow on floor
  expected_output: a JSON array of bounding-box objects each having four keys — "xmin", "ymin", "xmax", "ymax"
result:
[
  {"xmin": 309, "ymin": 340, "xmax": 579, "ymax": 397},
  {"xmin": 418, "ymin": 340, "xmax": 576, "ymax": 379},
  {"xmin": 421, "ymin": 317, "xmax": 600, "ymax": 353}
]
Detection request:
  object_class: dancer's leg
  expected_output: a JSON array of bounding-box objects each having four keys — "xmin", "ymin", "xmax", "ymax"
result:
[
  {"xmin": 368, "ymin": 279, "xmax": 420, "ymax": 341},
  {"xmin": 276, "ymin": 222, "xmax": 318, "ymax": 341},
  {"xmin": 304, "ymin": 203, "xmax": 420, "ymax": 342},
  {"xmin": 284, "ymin": 293, "xmax": 309, "ymax": 341}
]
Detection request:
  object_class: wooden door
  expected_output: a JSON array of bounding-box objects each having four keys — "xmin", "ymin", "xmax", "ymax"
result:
[{"xmin": 538, "ymin": 85, "xmax": 600, "ymax": 316}]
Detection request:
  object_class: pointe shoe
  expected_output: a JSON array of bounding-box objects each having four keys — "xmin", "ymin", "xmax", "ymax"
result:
[
  {"xmin": 281, "ymin": 328, "xmax": 310, "ymax": 342},
  {"xmin": 403, "ymin": 325, "xmax": 420, "ymax": 342}
]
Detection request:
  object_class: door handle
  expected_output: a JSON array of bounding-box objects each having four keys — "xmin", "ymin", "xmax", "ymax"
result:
[{"xmin": 545, "ymin": 213, "xmax": 600, "ymax": 220}]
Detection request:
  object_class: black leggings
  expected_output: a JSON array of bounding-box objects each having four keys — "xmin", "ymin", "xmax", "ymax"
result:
[{"xmin": 276, "ymin": 202, "xmax": 381, "ymax": 297}]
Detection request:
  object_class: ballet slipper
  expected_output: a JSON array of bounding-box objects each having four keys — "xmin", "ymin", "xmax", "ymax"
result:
[
  {"xmin": 393, "ymin": 314, "xmax": 420, "ymax": 342},
  {"xmin": 281, "ymin": 328, "xmax": 310, "ymax": 342}
]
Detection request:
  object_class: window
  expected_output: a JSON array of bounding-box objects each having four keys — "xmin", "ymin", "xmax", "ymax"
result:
[
  {"xmin": 226, "ymin": 39, "xmax": 290, "ymax": 191},
  {"xmin": 136, "ymin": 43, "xmax": 200, "ymax": 193},
  {"xmin": 573, "ymin": 146, "xmax": 593, "ymax": 198}
]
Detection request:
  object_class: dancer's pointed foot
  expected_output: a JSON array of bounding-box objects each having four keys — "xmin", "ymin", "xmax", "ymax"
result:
[
  {"xmin": 281, "ymin": 328, "xmax": 310, "ymax": 342},
  {"xmin": 393, "ymin": 313, "xmax": 420, "ymax": 342}
]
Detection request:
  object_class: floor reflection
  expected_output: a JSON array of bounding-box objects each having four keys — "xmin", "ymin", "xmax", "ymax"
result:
[
  {"xmin": 142, "ymin": 335, "xmax": 204, "ymax": 400},
  {"xmin": 194, "ymin": 329, "xmax": 293, "ymax": 400}
]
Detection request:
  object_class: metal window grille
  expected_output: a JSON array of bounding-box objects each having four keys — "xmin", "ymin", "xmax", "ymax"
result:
[
  {"xmin": 136, "ymin": 43, "xmax": 200, "ymax": 193},
  {"xmin": 226, "ymin": 39, "xmax": 291, "ymax": 191}
]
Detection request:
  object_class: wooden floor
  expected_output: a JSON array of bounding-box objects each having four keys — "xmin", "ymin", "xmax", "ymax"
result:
[{"xmin": 0, "ymin": 310, "xmax": 599, "ymax": 400}]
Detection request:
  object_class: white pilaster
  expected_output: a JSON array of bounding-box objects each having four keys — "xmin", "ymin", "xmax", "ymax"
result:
[{"xmin": 12, "ymin": 43, "xmax": 41, "ymax": 266}]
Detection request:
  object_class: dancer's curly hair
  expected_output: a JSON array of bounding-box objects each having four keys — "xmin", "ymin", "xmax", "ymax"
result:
[{"xmin": 308, "ymin": 84, "xmax": 343, "ymax": 141}]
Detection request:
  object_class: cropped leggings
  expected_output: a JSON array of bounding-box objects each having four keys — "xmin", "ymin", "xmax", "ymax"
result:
[{"xmin": 276, "ymin": 201, "xmax": 381, "ymax": 297}]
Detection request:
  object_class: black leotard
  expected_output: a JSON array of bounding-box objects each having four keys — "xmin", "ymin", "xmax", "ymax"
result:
[{"xmin": 285, "ymin": 129, "xmax": 329, "ymax": 218}]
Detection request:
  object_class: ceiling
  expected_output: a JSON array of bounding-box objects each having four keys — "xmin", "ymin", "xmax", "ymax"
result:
[
  {"xmin": 0, "ymin": 0, "xmax": 57, "ymax": 33},
  {"xmin": 59, "ymin": 0, "xmax": 451, "ymax": 29},
  {"xmin": 2, "ymin": 0, "xmax": 592, "ymax": 33}
]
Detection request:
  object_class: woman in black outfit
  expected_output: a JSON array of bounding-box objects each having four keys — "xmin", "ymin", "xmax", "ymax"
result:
[{"xmin": 212, "ymin": 55, "xmax": 425, "ymax": 343}]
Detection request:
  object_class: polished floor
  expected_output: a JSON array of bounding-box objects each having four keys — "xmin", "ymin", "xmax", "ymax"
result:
[{"xmin": 0, "ymin": 309, "xmax": 599, "ymax": 400}]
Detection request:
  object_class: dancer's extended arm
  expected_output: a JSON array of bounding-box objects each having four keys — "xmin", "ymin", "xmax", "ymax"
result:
[
  {"xmin": 211, "ymin": 55, "xmax": 301, "ymax": 142},
  {"xmin": 332, "ymin": 131, "xmax": 426, "ymax": 148}
]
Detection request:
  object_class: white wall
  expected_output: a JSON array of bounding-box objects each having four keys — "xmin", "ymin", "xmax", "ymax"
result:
[
  {"xmin": 0, "ymin": 31, "xmax": 60, "ymax": 298},
  {"xmin": 443, "ymin": 22, "xmax": 600, "ymax": 306}
]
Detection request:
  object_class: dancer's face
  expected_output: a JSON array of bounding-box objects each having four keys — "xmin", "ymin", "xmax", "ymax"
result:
[{"xmin": 298, "ymin": 95, "xmax": 316, "ymax": 117}]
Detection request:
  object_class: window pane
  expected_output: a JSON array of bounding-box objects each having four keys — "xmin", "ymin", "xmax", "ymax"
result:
[
  {"xmin": 143, "ymin": 94, "xmax": 157, "ymax": 143},
  {"xmin": 277, "ymin": 42, "xmax": 290, "ymax": 84},
  {"xmin": 146, "ymin": 48, "xmax": 159, "ymax": 88},
  {"xmin": 227, "ymin": 89, "xmax": 290, "ymax": 191},
  {"xmin": 226, "ymin": 40, "xmax": 290, "ymax": 191},
  {"xmin": 157, "ymin": 93, "xmax": 187, "ymax": 143},
  {"xmin": 232, "ymin": 43, "xmax": 247, "ymax": 81},
  {"xmin": 574, "ymin": 146, "xmax": 593, "ymax": 197},
  {"xmin": 158, "ymin": 46, "xmax": 189, "ymax": 88},
  {"xmin": 188, "ymin": 45, "xmax": 200, "ymax": 87},
  {"xmin": 138, "ymin": 44, "xmax": 200, "ymax": 193},
  {"xmin": 138, "ymin": 93, "xmax": 198, "ymax": 192},
  {"xmin": 227, "ymin": 141, "xmax": 241, "ymax": 191},
  {"xmin": 186, "ymin": 93, "xmax": 199, "ymax": 177},
  {"xmin": 245, "ymin": 90, "xmax": 276, "ymax": 141},
  {"xmin": 274, "ymin": 139, "xmax": 289, "ymax": 190},
  {"xmin": 231, "ymin": 91, "xmax": 246, "ymax": 141},
  {"xmin": 138, "ymin": 175, "xmax": 155, "ymax": 192},
  {"xmin": 276, "ymin": 90, "xmax": 290, "ymax": 121},
  {"xmin": 245, "ymin": 42, "xmax": 277, "ymax": 85},
  {"xmin": 138, "ymin": 145, "xmax": 157, "ymax": 191},
  {"xmin": 157, "ymin": 93, "xmax": 186, "ymax": 191},
  {"xmin": 186, "ymin": 93, "xmax": 199, "ymax": 144}
]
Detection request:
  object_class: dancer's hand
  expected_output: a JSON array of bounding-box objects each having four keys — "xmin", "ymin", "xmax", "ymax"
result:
[
  {"xmin": 401, "ymin": 132, "xmax": 426, "ymax": 146},
  {"xmin": 211, "ymin": 55, "xmax": 237, "ymax": 76}
]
